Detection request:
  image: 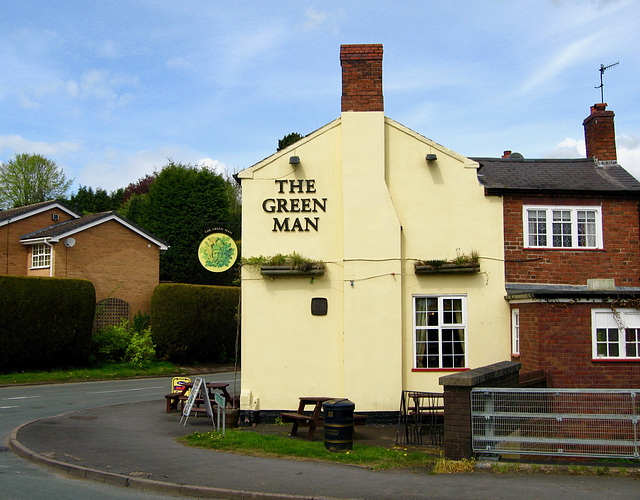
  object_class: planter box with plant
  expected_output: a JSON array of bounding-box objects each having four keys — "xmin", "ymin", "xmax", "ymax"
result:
[
  {"xmin": 242, "ymin": 252, "xmax": 325, "ymax": 278},
  {"xmin": 414, "ymin": 251, "xmax": 480, "ymax": 274}
]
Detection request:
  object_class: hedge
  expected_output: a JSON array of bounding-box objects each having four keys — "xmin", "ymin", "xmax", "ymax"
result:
[
  {"xmin": 150, "ymin": 283, "xmax": 240, "ymax": 364},
  {"xmin": 0, "ymin": 275, "xmax": 96, "ymax": 373}
]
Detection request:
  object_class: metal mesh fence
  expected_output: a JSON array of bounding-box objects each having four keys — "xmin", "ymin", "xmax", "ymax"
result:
[{"xmin": 471, "ymin": 388, "xmax": 639, "ymax": 459}]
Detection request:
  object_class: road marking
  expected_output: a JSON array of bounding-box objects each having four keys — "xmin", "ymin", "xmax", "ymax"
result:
[
  {"xmin": 4, "ymin": 396, "xmax": 42, "ymax": 400},
  {"xmin": 0, "ymin": 405, "xmax": 20, "ymax": 409},
  {"xmin": 86, "ymin": 386, "xmax": 165, "ymax": 394}
]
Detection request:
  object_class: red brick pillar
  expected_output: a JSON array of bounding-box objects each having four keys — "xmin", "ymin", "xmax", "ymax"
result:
[
  {"xmin": 583, "ymin": 103, "xmax": 616, "ymax": 162},
  {"xmin": 440, "ymin": 361, "xmax": 521, "ymax": 460},
  {"xmin": 340, "ymin": 44, "xmax": 384, "ymax": 112}
]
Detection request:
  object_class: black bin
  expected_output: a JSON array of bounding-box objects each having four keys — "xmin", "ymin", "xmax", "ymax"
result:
[{"xmin": 323, "ymin": 398, "xmax": 355, "ymax": 452}]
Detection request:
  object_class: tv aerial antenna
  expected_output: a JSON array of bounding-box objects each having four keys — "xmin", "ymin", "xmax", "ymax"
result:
[{"xmin": 595, "ymin": 62, "xmax": 619, "ymax": 103}]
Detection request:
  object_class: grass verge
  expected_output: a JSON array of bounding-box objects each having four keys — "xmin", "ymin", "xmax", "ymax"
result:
[
  {"xmin": 0, "ymin": 361, "xmax": 181, "ymax": 385},
  {"xmin": 179, "ymin": 430, "xmax": 436, "ymax": 470}
]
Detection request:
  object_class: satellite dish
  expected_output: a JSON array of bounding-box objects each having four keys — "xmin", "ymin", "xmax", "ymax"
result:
[{"xmin": 64, "ymin": 237, "xmax": 76, "ymax": 248}]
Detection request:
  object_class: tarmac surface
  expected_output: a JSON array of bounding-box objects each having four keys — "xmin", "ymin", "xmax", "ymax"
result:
[{"xmin": 9, "ymin": 399, "xmax": 640, "ymax": 499}]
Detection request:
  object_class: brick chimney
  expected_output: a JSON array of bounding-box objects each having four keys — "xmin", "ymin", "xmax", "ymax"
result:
[
  {"xmin": 583, "ymin": 103, "xmax": 617, "ymax": 162},
  {"xmin": 340, "ymin": 44, "xmax": 384, "ymax": 112}
]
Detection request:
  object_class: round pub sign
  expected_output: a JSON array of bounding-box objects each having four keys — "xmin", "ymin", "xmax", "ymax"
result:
[{"xmin": 198, "ymin": 233, "xmax": 238, "ymax": 273}]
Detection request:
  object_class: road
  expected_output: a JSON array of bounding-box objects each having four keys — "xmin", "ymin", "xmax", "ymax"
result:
[{"xmin": 0, "ymin": 372, "xmax": 238, "ymax": 499}]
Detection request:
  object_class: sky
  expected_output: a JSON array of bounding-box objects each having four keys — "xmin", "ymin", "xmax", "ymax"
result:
[{"xmin": 1, "ymin": 0, "xmax": 639, "ymax": 194}]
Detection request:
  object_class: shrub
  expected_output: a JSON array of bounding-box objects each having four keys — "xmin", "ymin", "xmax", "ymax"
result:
[
  {"xmin": 91, "ymin": 319, "xmax": 130, "ymax": 363},
  {"xmin": 91, "ymin": 319, "xmax": 156, "ymax": 366},
  {"xmin": 0, "ymin": 275, "xmax": 95, "ymax": 373},
  {"xmin": 125, "ymin": 327, "xmax": 156, "ymax": 366},
  {"xmin": 131, "ymin": 310, "xmax": 151, "ymax": 334},
  {"xmin": 150, "ymin": 283, "xmax": 239, "ymax": 364}
]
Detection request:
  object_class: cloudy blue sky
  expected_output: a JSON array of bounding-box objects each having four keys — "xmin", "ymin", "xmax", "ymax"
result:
[{"xmin": 1, "ymin": 0, "xmax": 639, "ymax": 194}]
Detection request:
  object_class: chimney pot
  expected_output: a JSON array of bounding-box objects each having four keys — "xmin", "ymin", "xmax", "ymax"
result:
[{"xmin": 502, "ymin": 150, "xmax": 512, "ymax": 159}]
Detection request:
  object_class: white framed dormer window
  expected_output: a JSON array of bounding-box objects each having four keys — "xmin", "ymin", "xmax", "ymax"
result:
[
  {"xmin": 414, "ymin": 295, "xmax": 467, "ymax": 369},
  {"xmin": 592, "ymin": 309, "xmax": 640, "ymax": 360},
  {"xmin": 523, "ymin": 205, "xmax": 602, "ymax": 249},
  {"xmin": 511, "ymin": 309, "xmax": 520, "ymax": 356},
  {"xmin": 31, "ymin": 243, "xmax": 51, "ymax": 268}
]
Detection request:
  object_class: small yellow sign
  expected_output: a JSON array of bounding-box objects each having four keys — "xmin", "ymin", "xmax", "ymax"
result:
[
  {"xmin": 172, "ymin": 377, "xmax": 191, "ymax": 395},
  {"xmin": 198, "ymin": 233, "xmax": 238, "ymax": 273}
]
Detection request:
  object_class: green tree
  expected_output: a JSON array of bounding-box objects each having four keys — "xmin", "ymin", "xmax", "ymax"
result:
[
  {"xmin": 277, "ymin": 132, "xmax": 304, "ymax": 151},
  {"xmin": 126, "ymin": 160, "xmax": 241, "ymax": 286},
  {"xmin": 0, "ymin": 153, "xmax": 72, "ymax": 209},
  {"xmin": 67, "ymin": 185, "xmax": 124, "ymax": 214}
]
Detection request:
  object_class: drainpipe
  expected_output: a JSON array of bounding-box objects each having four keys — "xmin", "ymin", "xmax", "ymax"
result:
[
  {"xmin": 4, "ymin": 217, "xmax": 10, "ymax": 275},
  {"xmin": 43, "ymin": 239, "xmax": 54, "ymax": 278}
]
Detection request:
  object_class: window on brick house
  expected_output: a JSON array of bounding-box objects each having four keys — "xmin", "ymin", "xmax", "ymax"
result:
[
  {"xmin": 31, "ymin": 243, "xmax": 51, "ymax": 268},
  {"xmin": 414, "ymin": 296, "xmax": 467, "ymax": 369},
  {"xmin": 511, "ymin": 309, "xmax": 520, "ymax": 356},
  {"xmin": 523, "ymin": 205, "xmax": 602, "ymax": 249},
  {"xmin": 592, "ymin": 309, "xmax": 640, "ymax": 360}
]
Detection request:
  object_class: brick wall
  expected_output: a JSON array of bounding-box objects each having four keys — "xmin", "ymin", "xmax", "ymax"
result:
[
  {"xmin": 1, "ymin": 209, "xmax": 76, "ymax": 276},
  {"xmin": 340, "ymin": 44, "xmax": 384, "ymax": 112},
  {"xmin": 56, "ymin": 220, "xmax": 160, "ymax": 317},
  {"xmin": 503, "ymin": 195, "xmax": 640, "ymax": 285},
  {"xmin": 514, "ymin": 302, "xmax": 640, "ymax": 388}
]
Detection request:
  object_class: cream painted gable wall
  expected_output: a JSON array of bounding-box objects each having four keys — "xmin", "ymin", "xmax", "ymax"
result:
[{"xmin": 238, "ymin": 114, "xmax": 510, "ymax": 412}]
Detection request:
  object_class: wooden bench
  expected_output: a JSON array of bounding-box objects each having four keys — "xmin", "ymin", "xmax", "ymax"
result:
[
  {"xmin": 165, "ymin": 392, "xmax": 182, "ymax": 413},
  {"xmin": 281, "ymin": 411, "xmax": 324, "ymax": 441}
]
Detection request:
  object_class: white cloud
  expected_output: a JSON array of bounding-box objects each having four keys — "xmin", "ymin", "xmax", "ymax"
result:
[
  {"xmin": 98, "ymin": 40, "xmax": 118, "ymax": 58},
  {"xmin": 0, "ymin": 135, "xmax": 81, "ymax": 157},
  {"xmin": 518, "ymin": 32, "xmax": 602, "ymax": 95},
  {"xmin": 617, "ymin": 134, "xmax": 640, "ymax": 180},
  {"xmin": 303, "ymin": 7, "xmax": 327, "ymax": 31},
  {"xmin": 166, "ymin": 56, "xmax": 192, "ymax": 70},
  {"xmin": 544, "ymin": 138, "xmax": 586, "ymax": 158},
  {"xmin": 74, "ymin": 69, "xmax": 139, "ymax": 106},
  {"xmin": 196, "ymin": 157, "xmax": 232, "ymax": 176}
]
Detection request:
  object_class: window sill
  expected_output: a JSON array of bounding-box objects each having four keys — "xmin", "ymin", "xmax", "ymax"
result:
[
  {"xmin": 30, "ymin": 266, "xmax": 51, "ymax": 270},
  {"xmin": 591, "ymin": 358, "xmax": 640, "ymax": 363},
  {"xmin": 412, "ymin": 368, "xmax": 470, "ymax": 372},
  {"xmin": 522, "ymin": 247, "xmax": 604, "ymax": 252}
]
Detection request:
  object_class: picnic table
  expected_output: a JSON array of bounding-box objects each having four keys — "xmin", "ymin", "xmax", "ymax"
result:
[
  {"xmin": 281, "ymin": 397, "xmax": 367, "ymax": 441},
  {"xmin": 165, "ymin": 381, "xmax": 231, "ymax": 413}
]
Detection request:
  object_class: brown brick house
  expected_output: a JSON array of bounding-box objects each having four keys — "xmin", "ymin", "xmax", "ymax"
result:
[
  {"xmin": 1, "ymin": 201, "xmax": 168, "ymax": 326},
  {"xmin": 474, "ymin": 103, "xmax": 640, "ymax": 388}
]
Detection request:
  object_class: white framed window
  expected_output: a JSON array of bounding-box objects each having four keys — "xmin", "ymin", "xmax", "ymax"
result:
[
  {"xmin": 523, "ymin": 205, "xmax": 602, "ymax": 249},
  {"xmin": 414, "ymin": 295, "xmax": 467, "ymax": 369},
  {"xmin": 31, "ymin": 243, "xmax": 51, "ymax": 268},
  {"xmin": 592, "ymin": 309, "xmax": 640, "ymax": 360},
  {"xmin": 511, "ymin": 309, "xmax": 520, "ymax": 356}
]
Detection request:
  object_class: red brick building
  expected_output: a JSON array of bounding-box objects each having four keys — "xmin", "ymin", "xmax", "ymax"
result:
[
  {"xmin": 1, "ymin": 201, "xmax": 168, "ymax": 326},
  {"xmin": 474, "ymin": 103, "xmax": 640, "ymax": 388}
]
